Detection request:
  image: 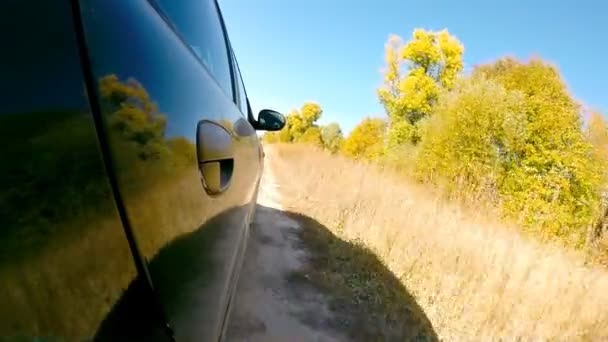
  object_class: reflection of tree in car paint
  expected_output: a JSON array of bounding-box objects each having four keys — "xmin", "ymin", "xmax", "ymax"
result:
[
  {"xmin": 99, "ymin": 74, "xmax": 196, "ymax": 172},
  {"xmin": 97, "ymin": 74, "xmax": 208, "ymax": 260},
  {"xmin": 0, "ymin": 106, "xmax": 138, "ymax": 338}
]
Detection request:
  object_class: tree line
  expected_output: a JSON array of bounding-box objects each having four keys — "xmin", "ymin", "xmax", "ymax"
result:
[{"xmin": 264, "ymin": 29, "xmax": 608, "ymax": 248}]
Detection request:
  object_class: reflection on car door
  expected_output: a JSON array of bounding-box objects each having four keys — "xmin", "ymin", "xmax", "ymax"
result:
[
  {"xmin": 0, "ymin": 1, "xmax": 167, "ymax": 340},
  {"xmin": 78, "ymin": 0, "xmax": 260, "ymax": 340}
]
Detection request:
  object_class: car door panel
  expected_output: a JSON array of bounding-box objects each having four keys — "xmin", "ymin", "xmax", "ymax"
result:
[
  {"xmin": 77, "ymin": 0, "xmax": 260, "ymax": 340},
  {"xmin": 0, "ymin": 1, "xmax": 167, "ymax": 340}
]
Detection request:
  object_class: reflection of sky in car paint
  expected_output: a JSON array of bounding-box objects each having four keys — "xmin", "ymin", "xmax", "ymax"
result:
[
  {"xmin": 1, "ymin": 2, "xmax": 88, "ymax": 114},
  {"xmin": 191, "ymin": 46, "xmax": 203, "ymax": 60},
  {"xmin": 190, "ymin": 46, "xmax": 210, "ymax": 70},
  {"xmin": 2, "ymin": 0, "xmax": 235, "ymax": 144}
]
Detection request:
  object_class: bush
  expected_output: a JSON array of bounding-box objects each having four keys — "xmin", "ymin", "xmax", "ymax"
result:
[
  {"xmin": 320, "ymin": 123, "xmax": 344, "ymax": 153},
  {"xmin": 415, "ymin": 59, "xmax": 603, "ymax": 245},
  {"xmin": 416, "ymin": 75, "xmax": 526, "ymax": 198},
  {"xmin": 299, "ymin": 126, "xmax": 323, "ymax": 146},
  {"xmin": 341, "ymin": 118, "xmax": 387, "ymax": 161}
]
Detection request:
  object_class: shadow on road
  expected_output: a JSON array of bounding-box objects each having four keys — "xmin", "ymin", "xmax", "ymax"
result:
[
  {"xmin": 283, "ymin": 209, "xmax": 438, "ymax": 342},
  {"xmin": 95, "ymin": 204, "xmax": 437, "ymax": 341}
]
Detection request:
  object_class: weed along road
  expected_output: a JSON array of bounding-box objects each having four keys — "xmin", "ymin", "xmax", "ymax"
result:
[
  {"xmin": 226, "ymin": 149, "xmax": 439, "ymax": 341},
  {"xmin": 226, "ymin": 154, "xmax": 346, "ymax": 342}
]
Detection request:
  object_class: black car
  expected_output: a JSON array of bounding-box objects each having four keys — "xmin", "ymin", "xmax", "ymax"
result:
[{"xmin": 0, "ymin": 0, "xmax": 285, "ymax": 341}]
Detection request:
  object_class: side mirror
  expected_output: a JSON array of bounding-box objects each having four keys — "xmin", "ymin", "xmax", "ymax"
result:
[{"xmin": 255, "ymin": 109, "xmax": 285, "ymax": 131}]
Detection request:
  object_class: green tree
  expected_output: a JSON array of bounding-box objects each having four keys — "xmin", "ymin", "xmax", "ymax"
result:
[
  {"xmin": 320, "ymin": 122, "xmax": 344, "ymax": 153},
  {"xmin": 378, "ymin": 29, "xmax": 464, "ymax": 146},
  {"xmin": 341, "ymin": 118, "xmax": 387, "ymax": 160}
]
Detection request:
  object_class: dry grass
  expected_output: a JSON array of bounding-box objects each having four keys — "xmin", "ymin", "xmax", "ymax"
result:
[
  {"xmin": 269, "ymin": 143, "xmax": 608, "ymax": 341},
  {"xmin": 286, "ymin": 211, "xmax": 438, "ymax": 341}
]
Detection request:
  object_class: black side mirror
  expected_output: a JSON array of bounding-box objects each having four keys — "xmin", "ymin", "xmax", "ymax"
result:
[{"xmin": 255, "ymin": 109, "xmax": 285, "ymax": 131}]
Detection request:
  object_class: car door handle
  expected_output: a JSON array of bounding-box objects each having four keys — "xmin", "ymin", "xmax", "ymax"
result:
[{"xmin": 196, "ymin": 120, "xmax": 234, "ymax": 195}]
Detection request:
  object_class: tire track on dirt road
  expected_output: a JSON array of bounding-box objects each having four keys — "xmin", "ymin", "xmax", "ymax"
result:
[{"xmin": 226, "ymin": 153, "xmax": 346, "ymax": 342}]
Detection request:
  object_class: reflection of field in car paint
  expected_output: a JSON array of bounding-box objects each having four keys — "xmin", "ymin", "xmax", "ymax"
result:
[
  {"xmin": 0, "ymin": 116, "xmax": 211, "ymax": 339},
  {"xmin": 0, "ymin": 73, "xmax": 259, "ymax": 339},
  {"xmin": 0, "ymin": 110, "xmax": 136, "ymax": 339},
  {"xmin": 0, "ymin": 98, "xmax": 201, "ymax": 339}
]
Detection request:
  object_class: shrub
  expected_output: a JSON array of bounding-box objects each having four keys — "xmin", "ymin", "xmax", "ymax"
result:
[
  {"xmin": 415, "ymin": 59, "xmax": 603, "ymax": 245},
  {"xmin": 341, "ymin": 118, "xmax": 387, "ymax": 161},
  {"xmin": 320, "ymin": 123, "xmax": 344, "ymax": 153}
]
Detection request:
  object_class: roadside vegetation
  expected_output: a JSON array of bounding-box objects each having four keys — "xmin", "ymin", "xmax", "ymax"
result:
[
  {"xmin": 286, "ymin": 211, "xmax": 438, "ymax": 341},
  {"xmin": 264, "ymin": 28, "xmax": 608, "ymax": 257},
  {"xmin": 270, "ymin": 144, "xmax": 608, "ymax": 340},
  {"xmin": 263, "ymin": 28, "xmax": 608, "ymax": 339}
]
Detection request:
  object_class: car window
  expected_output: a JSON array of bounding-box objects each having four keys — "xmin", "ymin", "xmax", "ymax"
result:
[
  {"xmin": 233, "ymin": 55, "xmax": 249, "ymax": 116},
  {"xmin": 156, "ymin": 0, "xmax": 233, "ymax": 97}
]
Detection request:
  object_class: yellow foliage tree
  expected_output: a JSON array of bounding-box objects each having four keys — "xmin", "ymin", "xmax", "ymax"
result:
[
  {"xmin": 587, "ymin": 112, "xmax": 608, "ymax": 173},
  {"xmin": 299, "ymin": 126, "xmax": 323, "ymax": 146},
  {"xmin": 585, "ymin": 111, "xmax": 608, "ymax": 244},
  {"xmin": 99, "ymin": 74, "xmax": 170, "ymax": 161},
  {"xmin": 419, "ymin": 64, "xmax": 603, "ymax": 244},
  {"xmin": 341, "ymin": 118, "xmax": 387, "ymax": 160},
  {"xmin": 98, "ymin": 74, "xmax": 196, "ymax": 180},
  {"xmin": 416, "ymin": 75, "xmax": 526, "ymax": 195},
  {"xmin": 378, "ymin": 29, "xmax": 464, "ymax": 146},
  {"xmin": 263, "ymin": 102, "xmax": 323, "ymax": 145}
]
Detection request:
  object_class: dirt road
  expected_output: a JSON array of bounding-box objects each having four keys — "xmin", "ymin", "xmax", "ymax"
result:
[{"xmin": 225, "ymin": 161, "xmax": 346, "ymax": 342}]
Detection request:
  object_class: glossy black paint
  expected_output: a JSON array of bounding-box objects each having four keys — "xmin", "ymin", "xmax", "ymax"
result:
[
  {"xmin": 0, "ymin": 1, "xmax": 165, "ymax": 340},
  {"xmin": 77, "ymin": 0, "xmax": 263, "ymax": 340},
  {"xmin": 1, "ymin": 0, "xmax": 282, "ymax": 341}
]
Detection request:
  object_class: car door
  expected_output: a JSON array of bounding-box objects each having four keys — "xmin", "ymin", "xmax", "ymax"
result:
[
  {"xmin": 0, "ymin": 1, "xmax": 168, "ymax": 340},
  {"xmin": 77, "ymin": 0, "xmax": 260, "ymax": 340}
]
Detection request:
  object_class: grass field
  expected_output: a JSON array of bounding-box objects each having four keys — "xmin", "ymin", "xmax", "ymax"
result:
[{"xmin": 270, "ymin": 143, "xmax": 608, "ymax": 341}]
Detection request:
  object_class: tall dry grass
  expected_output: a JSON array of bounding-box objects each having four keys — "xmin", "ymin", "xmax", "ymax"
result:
[{"xmin": 269, "ymin": 143, "xmax": 608, "ymax": 341}]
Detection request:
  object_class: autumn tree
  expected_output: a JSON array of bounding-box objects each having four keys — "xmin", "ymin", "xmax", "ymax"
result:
[
  {"xmin": 586, "ymin": 111, "xmax": 608, "ymax": 172},
  {"xmin": 585, "ymin": 111, "xmax": 608, "ymax": 244},
  {"xmin": 299, "ymin": 126, "xmax": 323, "ymax": 146},
  {"xmin": 320, "ymin": 122, "xmax": 344, "ymax": 153},
  {"xmin": 263, "ymin": 102, "xmax": 323, "ymax": 145},
  {"xmin": 416, "ymin": 75, "xmax": 527, "ymax": 196},
  {"xmin": 378, "ymin": 29, "xmax": 464, "ymax": 147},
  {"xmin": 341, "ymin": 118, "xmax": 387, "ymax": 160},
  {"xmin": 434, "ymin": 58, "xmax": 601, "ymax": 243},
  {"xmin": 99, "ymin": 74, "xmax": 169, "ymax": 161},
  {"xmin": 99, "ymin": 74, "xmax": 195, "ymax": 167}
]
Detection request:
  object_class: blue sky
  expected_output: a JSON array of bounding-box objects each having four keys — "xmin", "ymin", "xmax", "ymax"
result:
[{"xmin": 220, "ymin": 0, "xmax": 606, "ymax": 133}]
